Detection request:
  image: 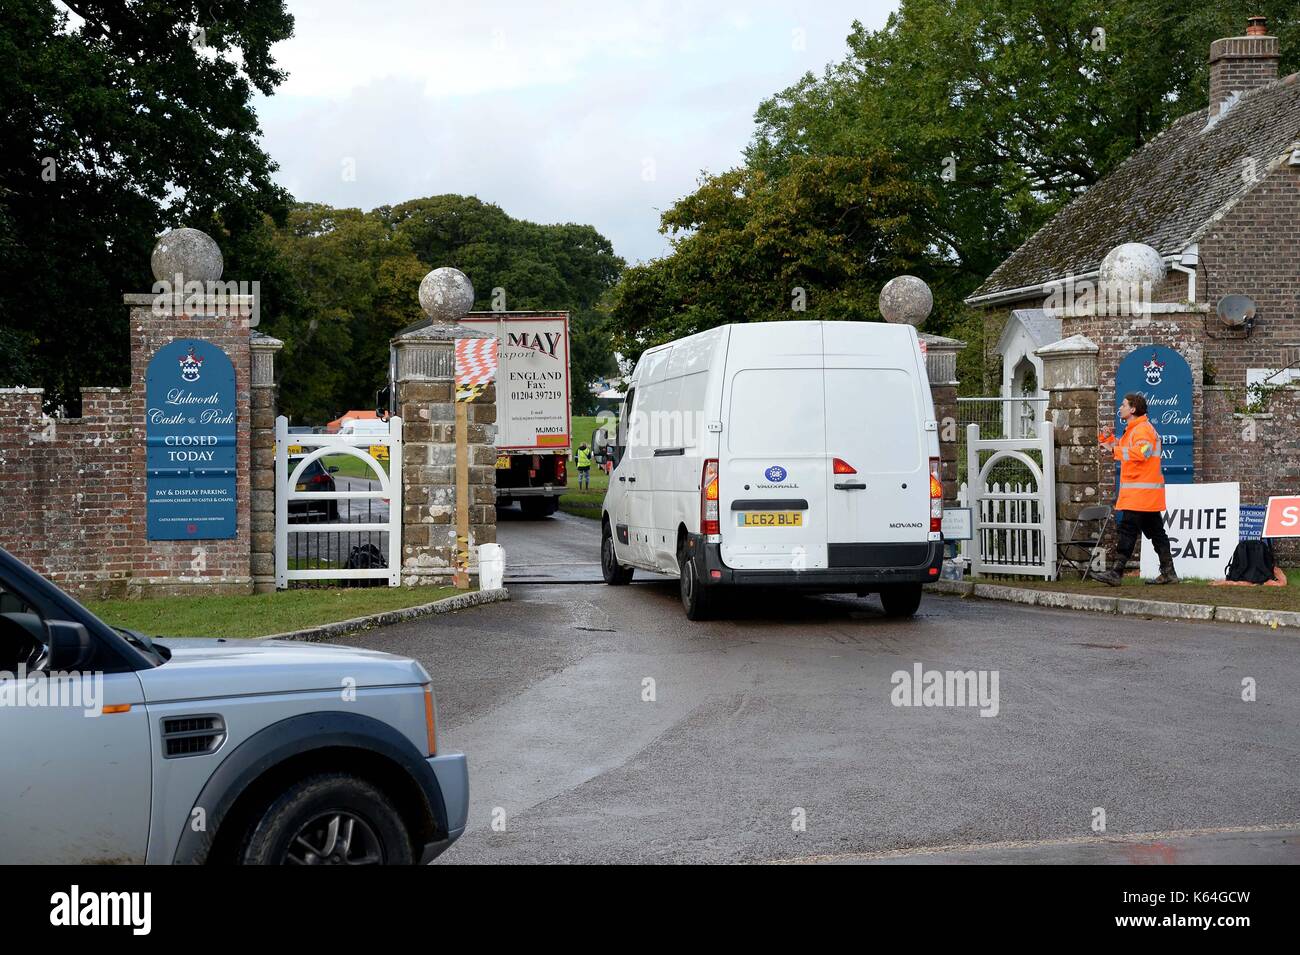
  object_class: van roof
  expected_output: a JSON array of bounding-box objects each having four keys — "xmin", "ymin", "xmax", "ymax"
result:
[{"xmin": 633, "ymin": 321, "xmax": 918, "ymax": 382}]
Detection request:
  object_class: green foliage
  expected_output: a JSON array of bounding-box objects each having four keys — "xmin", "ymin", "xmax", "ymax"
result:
[
  {"xmin": 609, "ymin": 154, "xmax": 932, "ymax": 361},
  {"xmin": 0, "ymin": 0, "xmax": 294, "ymax": 410},
  {"xmin": 609, "ymin": 0, "xmax": 1300, "ymax": 367},
  {"xmin": 265, "ymin": 196, "xmax": 624, "ymax": 422}
]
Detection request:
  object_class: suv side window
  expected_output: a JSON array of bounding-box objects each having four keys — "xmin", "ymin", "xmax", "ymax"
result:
[{"xmin": 0, "ymin": 576, "xmax": 44, "ymax": 673}]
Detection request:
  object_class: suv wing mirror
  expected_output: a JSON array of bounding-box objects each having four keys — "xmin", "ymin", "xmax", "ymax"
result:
[{"xmin": 45, "ymin": 620, "xmax": 92, "ymax": 671}]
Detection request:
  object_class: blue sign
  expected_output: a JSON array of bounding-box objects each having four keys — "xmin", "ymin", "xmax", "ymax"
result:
[
  {"xmin": 764, "ymin": 465, "xmax": 787, "ymax": 482},
  {"xmin": 1240, "ymin": 504, "xmax": 1266, "ymax": 540},
  {"xmin": 145, "ymin": 339, "xmax": 237, "ymax": 540},
  {"xmin": 1114, "ymin": 345, "xmax": 1193, "ymax": 485}
]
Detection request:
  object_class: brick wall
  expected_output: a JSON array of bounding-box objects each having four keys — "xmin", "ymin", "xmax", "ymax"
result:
[{"xmin": 0, "ymin": 295, "xmax": 258, "ymax": 598}]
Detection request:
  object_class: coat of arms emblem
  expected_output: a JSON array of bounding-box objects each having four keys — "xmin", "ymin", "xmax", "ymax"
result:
[{"xmin": 179, "ymin": 346, "xmax": 204, "ymax": 383}]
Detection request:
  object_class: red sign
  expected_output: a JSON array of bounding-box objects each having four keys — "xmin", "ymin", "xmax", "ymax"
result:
[{"xmin": 1263, "ymin": 496, "xmax": 1300, "ymax": 537}]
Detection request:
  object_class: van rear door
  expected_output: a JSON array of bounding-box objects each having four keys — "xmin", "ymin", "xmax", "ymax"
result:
[
  {"xmin": 719, "ymin": 323, "xmax": 828, "ymax": 571},
  {"xmin": 822, "ymin": 323, "xmax": 931, "ymax": 567}
]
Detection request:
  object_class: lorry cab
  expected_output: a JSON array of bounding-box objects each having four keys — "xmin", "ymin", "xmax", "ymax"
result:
[{"xmin": 600, "ymin": 321, "xmax": 943, "ymax": 620}]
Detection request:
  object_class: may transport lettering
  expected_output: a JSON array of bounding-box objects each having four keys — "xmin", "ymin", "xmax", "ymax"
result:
[{"xmin": 144, "ymin": 339, "xmax": 238, "ymax": 540}]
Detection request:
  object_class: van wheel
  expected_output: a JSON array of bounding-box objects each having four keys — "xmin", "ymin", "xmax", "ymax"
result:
[
  {"xmin": 879, "ymin": 584, "xmax": 923, "ymax": 619},
  {"xmin": 521, "ymin": 497, "xmax": 554, "ymax": 519},
  {"xmin": 678, "ymin": 542, "xmax": 714, "ymax": 621},
  {"xmin": 601, "ymin": 523, "xmax": 633, "ymax": 585}
]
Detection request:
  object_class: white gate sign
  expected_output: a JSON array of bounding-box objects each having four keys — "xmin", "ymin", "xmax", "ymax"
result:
[{"xmin": 1140, "ymin": 482, "xmax": 1239, "ymax": 580}]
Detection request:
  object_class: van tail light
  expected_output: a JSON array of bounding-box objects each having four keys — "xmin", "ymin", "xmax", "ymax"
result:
[
  {"xmin": 929, "ymin": 456, "xmax": 943, "ymax": 532},
  {"xmin": 555, "ymin": 457, "xmax": 566, "ymax": 485},
  {"xmin": 832, "ymin": 457, "xmax": 857, "ymax": 474},
  {"xmin": 310, "ymin": 472, "xmax": 331, "ymax": 485},
  {"xmin": 701, "ymin": 459, "xmax": 720, "ymax": 535}
]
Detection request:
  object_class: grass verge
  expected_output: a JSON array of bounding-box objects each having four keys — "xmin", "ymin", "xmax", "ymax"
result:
[
  {"xmin": 1007, "ymin": 569, "xmax": 1298, "ymax": 613},
  {"xmin": 561, "ymin": 414, "xmax": 612, "ymax": 519},
  {"xmin": 84, "ymin": 585, "xmax": 462, "ymax": 639}
]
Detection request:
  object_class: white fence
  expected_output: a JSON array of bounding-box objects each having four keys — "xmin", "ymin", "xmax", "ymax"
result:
[
  {"xmin": 275, "ymin": 415, "xmax": 403, "ymax": 588},
  {"xmin": 960, "ymin": 421, "xmax": 1057, "ymax": 579}
]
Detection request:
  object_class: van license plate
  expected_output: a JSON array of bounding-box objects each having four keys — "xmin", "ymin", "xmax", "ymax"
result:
[
  {"xmin": 737, "ymin": 511, "xmax": 803, "ymax": 527},
  {"xmin": 495, "ymin": 455, "xmax": 511, "ymax": 469}
]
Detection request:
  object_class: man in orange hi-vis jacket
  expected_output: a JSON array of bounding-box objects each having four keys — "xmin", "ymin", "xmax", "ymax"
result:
[{"xmin": 1093, "ymin": 392, "xmax": 1179, "ymax": 586}]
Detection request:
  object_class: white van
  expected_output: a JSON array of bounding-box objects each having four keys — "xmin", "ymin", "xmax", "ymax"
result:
[{"xmin": 599, "ymin": 321, "xmax": 943, "ymax": 620}]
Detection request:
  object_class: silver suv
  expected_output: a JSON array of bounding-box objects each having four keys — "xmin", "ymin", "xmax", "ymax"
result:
[{"xmin": 0, "ymin": 546, "xmax": 467, "ymax": 865}]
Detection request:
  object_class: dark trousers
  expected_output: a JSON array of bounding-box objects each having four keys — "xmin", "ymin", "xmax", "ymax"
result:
[{"xmin": 1115, "ymin": 509, "xmax": 1171, "ymax": 563}]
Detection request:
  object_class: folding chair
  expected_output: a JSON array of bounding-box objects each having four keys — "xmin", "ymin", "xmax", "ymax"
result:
[{"xmin": 1057, "ymin": 504, "xmax": 1112, "ymax": 578}]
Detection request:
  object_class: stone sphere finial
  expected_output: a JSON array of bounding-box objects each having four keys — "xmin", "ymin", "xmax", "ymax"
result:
[
  {"xmin": 1098, "ymin": 242, "xmax": 1165, "ymax": 291},
  {"xmin": 151, "ymin": 228, "xmax": 223, "ymax": 284},
  {"xmin": 878, "ymin": 275, "xmax": 933, "ymax": 326},
  {"xmin": 419, "ymin": 267, "xmax": 475, "ymax": 323}
]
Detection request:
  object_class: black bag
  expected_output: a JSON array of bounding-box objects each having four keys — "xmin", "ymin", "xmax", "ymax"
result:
[
  {"xmin": 1225, "ymin": 540, "xmax": 1276, "ymax": 584},
  {"xmin": 343, "ymin": 543, "xmax": 387, "ymax": 587}
]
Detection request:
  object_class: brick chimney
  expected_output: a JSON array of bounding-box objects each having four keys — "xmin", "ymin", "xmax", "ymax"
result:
[{"xmin": 1209, "ymin": 16, "xmax": 1280, "ymax": 114}]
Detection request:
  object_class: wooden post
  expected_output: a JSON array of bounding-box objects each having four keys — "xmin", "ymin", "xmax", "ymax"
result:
[{"xmin": 454, "ymin": 399, "xmax": 470, "ymax": 589}]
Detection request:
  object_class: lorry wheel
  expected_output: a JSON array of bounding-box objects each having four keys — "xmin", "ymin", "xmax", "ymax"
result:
[
  {"xmin": 521, "ymin": 497, "xmax": 553, "ymax": 519},
  {"xmin": 238, "ymin": 772, "xmax": 413, "ymax": 865},
  {"xmin": 601, "ymin": 522, "xmax": 633, "ymax": 585},
  {"xmin": 678, "ymin": 543, "xmax": 714, "ymax": 621},
  {"xmin": 879, "ymin": 584, "xmax": 923, "ymax": 619}
]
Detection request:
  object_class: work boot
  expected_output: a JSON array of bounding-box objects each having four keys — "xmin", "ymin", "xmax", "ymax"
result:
[
  {"xmin": 1146, "ymin": 563, "xmax": 1179, "ymax": 585},
  {"xmin": 1147, "ymin": 545, "xmax": 1179, "ymax": 585},
  {"xmin": 1091, "ymin": 557, "xmax": 1126, "ymax": 587}
]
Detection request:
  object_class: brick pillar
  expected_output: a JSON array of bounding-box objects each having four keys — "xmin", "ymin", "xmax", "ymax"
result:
[
  {"xmin": 391, "ymin": 323, "xmax": 498, "ymax": 586},
  {"xmin": 250, "ymin": 331, "xmax": 283, "ymax": 593},
  {"xmin": 1037, "ymin": 334, "xmax": 1101, "ymax": 554},
  {"xmin": 123, "ymin": 290, "xmax": 255, "ymax": 595},
  {"xmin": 921, "ymin": 333, "xmax": 966, "ymax": 503}
]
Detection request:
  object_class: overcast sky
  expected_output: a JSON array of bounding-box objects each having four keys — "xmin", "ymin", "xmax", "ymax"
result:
[{"xmin": 255, "ymin": 0, "xmax": 898, "ymax": 264}]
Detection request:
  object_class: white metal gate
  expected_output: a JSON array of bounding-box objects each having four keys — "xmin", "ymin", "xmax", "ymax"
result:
[
  {"xmin": 960, "ymin": 422, "xmax": 1056, "ymax": 579},
  {"xmin": 275, "ymin": 415, "xmax": 402, "ymax": 588}
]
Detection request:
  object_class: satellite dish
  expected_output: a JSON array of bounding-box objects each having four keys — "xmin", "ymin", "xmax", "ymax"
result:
[{"xmin": 1216, "ymin": 294, "xmax": 1256, "ymax": 328}]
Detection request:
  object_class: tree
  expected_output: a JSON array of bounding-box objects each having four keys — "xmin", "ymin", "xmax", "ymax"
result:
[
  {"xmin": 265, "ymin": 197, "xmax": 625, "ymax": 421},
  {"xmin": 609, "ymin": 153, "xmax": 931, "ymax": 362},
  {"xmin": 609, "ymin": 0, "xmax": 1300, "ymax": 368},
  {"xmin": 0, "ymin": 0, "xmax": 294, "ymax": 409}
]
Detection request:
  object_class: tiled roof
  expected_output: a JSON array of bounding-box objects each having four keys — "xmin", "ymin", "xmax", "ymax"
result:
[{"xmin": 969, "ymin": 73, "xmax": 1300, "ymax": 301}]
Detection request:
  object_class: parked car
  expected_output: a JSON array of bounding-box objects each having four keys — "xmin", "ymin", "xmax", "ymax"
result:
[
  {"xmin": 600, "ymin": 321, "xmax": 943, "ymax": 620},
  {"xmin": 289, "ymin": 454, "xmax": 340, "ymax": 522},
  {"xmin": 0, "ymin": 546, "xmax": 467, "ymax": 864}
]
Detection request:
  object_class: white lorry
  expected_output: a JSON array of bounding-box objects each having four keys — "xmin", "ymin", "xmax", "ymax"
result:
[
  {"xmin": 599, "ymin": 320, "xmax": 943, "ymax": 620},
  {"xmin": 460, "ymin": 311, "xmax": 571, "ymax": 518}
]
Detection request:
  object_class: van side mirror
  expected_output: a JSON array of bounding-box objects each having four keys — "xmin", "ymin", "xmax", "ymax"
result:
[{"xmin": 45, "ymin": 620, "xmax": 92, "ymax": 671}]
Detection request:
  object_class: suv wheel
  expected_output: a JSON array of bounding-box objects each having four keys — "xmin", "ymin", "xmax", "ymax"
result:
[
  {"xmin": 879, "ymin": 584, "xmax": 923, "ymax": 619},
  {"xmin": 601, "ymin": 522, "xmax": 633, "ymax": 585},
  {"xmin": 239, "ymin": 772, "xmax": 413, "ymax": 865},
  {"xmin": 678, "ymin": 540, "xmax": 714, "ymax": 621}
]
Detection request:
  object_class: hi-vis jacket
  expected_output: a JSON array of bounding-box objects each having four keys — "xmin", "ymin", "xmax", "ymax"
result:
[
  {"xmin": 1098, "ymin": 414, "xmax": 1166, "ymax": 512},
  {"xmin": 576, "ymin": 446, "xmax": 593, "ymax": 468}
]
